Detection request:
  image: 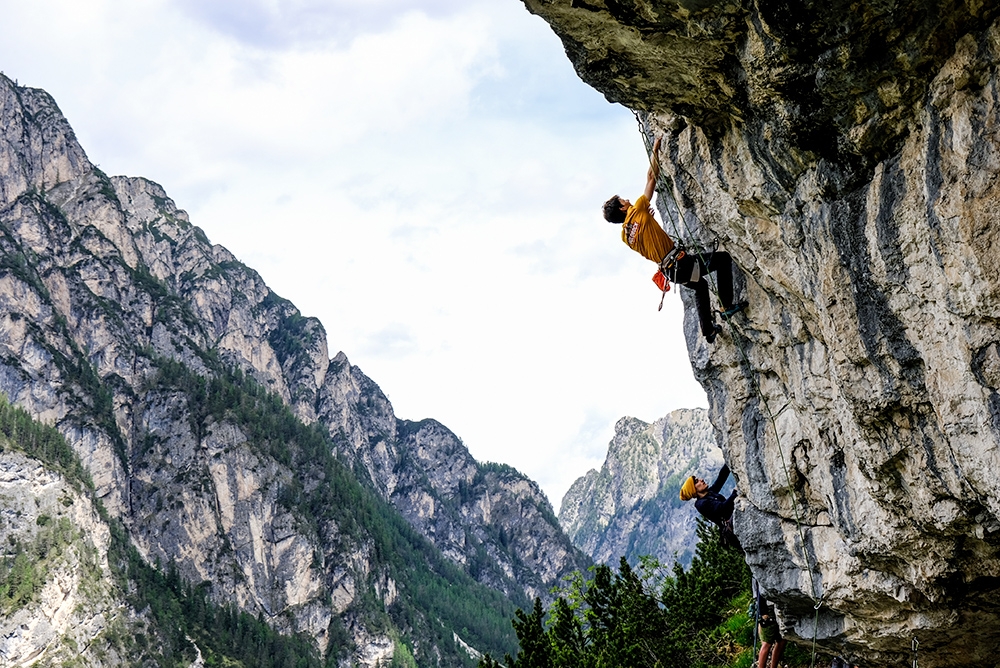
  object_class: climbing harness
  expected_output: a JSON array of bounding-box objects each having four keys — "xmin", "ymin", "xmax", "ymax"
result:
[
  {"xmin": 653, "ymin": 245, "xmax": 687, "ymax": 310},
  {"xmin": 659, "ymin": 245, "xmax": 687, "ymax": 276},
  {"xmin": 634, "ymin": 111, "xmax": 826, "ymax": 666}
]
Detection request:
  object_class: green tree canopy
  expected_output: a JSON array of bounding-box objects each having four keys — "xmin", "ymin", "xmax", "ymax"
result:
[{"xmin": 481, "ymin": 520, "xmax": 755, "ymax": 668}]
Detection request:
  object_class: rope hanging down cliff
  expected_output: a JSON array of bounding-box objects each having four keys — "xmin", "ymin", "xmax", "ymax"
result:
[{"xmin": 633, "ymin": 113, "xmax": 826, "ymax": 665}]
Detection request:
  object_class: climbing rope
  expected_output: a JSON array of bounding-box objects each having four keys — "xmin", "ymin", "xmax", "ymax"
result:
[
  {"xmin": 751, "ymin": 578, "xmax": 761, "ymax": 658},
  {"xmin": 912, "ymin": 637, "xmax": 919, "ymax": 668},
  {"xmin": 633, "ymin": 112, "xmax": 826, "ymax": 666},
  {"xmin": 810, "ymin": 597, "xmax": 825, "ymax": 664}
]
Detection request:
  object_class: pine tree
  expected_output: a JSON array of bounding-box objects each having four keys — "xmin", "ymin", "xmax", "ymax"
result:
[
  {"xmin": 509, "ymin": 598, "xmax": 551, "ymax": 667},
  {"xmin": 548, "ymin": 597, "xmax": 584, "ymax": 667}
]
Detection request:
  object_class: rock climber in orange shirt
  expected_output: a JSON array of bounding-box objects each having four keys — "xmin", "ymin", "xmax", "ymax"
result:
[{"xmin": 602, "ymin": 136, "xmax": 746, "ymax": 343}]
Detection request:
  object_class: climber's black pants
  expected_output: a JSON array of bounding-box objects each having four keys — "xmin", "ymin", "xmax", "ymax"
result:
[{"xmin": 676, "ymin": 251, "xmax": 734, "ymax": 336}]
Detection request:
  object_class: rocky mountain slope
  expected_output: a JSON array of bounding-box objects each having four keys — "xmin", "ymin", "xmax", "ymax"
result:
[
  {"xmin": 0, "ymin": 394, "xmax": 350, "ymax": 667},
  {"xmin": 525, "ymin": 1, "xmax": 1000, "ymax": 666},
  {"xmin": 0, "ymin": 72, "xmax": 587, "ymax": 665},
  {"xmin": 0, "ymin": 430, "xmax": 131, "ymax": 667},
  {"xmin": 560, "ymin": 408, "xmax": 724, "ymax": 568}
]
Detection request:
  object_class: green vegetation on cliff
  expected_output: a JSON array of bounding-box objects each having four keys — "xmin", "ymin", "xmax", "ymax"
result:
[
  {"xmin": 0, "ymin": 516, "xmax": 77, "ymax": 614},
  {"xmin": 0, "ymin": 393, "xmax": 325, "ymax": 666},
  {"xmin": 107, "ymin": 523, "xmax": 325, "ymax": 667},
  {"xmin": 0, "ymin": 394, "xmax": 92, "ymax": 491}
]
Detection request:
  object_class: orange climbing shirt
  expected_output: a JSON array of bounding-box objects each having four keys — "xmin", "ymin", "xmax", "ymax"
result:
[{"xmin": 621, "ymin": 194, "xmax": 674, "ymax": 263}]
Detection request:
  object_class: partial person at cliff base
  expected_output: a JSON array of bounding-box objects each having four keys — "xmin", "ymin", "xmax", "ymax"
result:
[
  {"xmin": 679, "ymin": 463, "xmax": 741, "ymax": 550},
  {"xmin": 601, "ymin": 135, "xmax": 746, "ymax": 343},
  {"xmin": 756, "ymin": 594, "xmax": 786, "ymax": 668}
]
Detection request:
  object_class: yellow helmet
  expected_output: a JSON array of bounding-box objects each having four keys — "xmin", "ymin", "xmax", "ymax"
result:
[{"xmin": 679, "ymin": 476, "xmax": 697, "ymax": 501}]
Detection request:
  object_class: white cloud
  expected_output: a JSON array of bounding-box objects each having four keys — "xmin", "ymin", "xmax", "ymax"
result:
[
  {"xmin": 360, "ymin": 323, "xmax": 420, "ymax": 359},
  {"xmin": 170, "ymin": 0, "xmax": 475, "ymax": 48}
]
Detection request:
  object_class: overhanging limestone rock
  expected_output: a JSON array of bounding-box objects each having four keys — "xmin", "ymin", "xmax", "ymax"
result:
[{"xmin": 523, "ymin": 0, "xmax": 999, "ymax": 168}]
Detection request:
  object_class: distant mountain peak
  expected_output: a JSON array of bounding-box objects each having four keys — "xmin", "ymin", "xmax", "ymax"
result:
[{"xmin": 560, "ymin": 407, "xmax": 722, "ymax": 568}]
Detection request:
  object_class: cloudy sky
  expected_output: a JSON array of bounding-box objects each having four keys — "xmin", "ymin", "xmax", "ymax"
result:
[{"xmin": 0, "ymin": 0, "xmax": 706, "ymax": 509}]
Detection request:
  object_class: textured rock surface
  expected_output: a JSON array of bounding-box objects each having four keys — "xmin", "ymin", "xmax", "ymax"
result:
[
  {"xmin": 523, "ymin": 0, "xmax": 998, "ymax": 169},
  {"xmin": 560, "ymin": 408, "xmax": 724, "ymax": 567},
  {"xmin": 0, "ymin": 449, "xmax": 137, "ymax": 666},
  {"xmin": 0, "ymin": 72, "xmax": 583, "ymax": 664},
  {"xmin": 526, "ymin": 1, "xmax": 1000, "ymax": 665}
]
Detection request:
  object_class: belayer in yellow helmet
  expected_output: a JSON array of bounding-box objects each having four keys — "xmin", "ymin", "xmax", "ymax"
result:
[{"xmin": 679, "ymin": 464, "xmax": 741, "ymax": 550}]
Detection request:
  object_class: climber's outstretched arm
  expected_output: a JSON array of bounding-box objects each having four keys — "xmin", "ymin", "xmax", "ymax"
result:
[{"xmin": 642, "ymin": 136, "xmax": 662, "ymax": 202}]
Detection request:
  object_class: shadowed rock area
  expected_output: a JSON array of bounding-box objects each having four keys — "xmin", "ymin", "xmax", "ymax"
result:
[
  {"xmin": 524, "ymin": 1, "xmax": 1000, "ymax": 665},
  {"xmin": 524, "ymin": 0, "xmax": 999, "ymax": 171}
]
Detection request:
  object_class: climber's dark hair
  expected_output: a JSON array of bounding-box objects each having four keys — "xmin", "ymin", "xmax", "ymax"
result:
[{"xmin": 603, "ymin": 195, "xmax": 626, "ymax": 224}]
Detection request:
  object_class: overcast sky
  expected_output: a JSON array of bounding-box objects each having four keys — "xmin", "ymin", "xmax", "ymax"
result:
[{"xmin": 0, "ymin": 0, "xmax": 707, "ymax": 510}]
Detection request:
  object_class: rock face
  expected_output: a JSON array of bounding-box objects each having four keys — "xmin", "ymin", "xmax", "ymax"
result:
[
  {"xmin": 0, "ymin": 448, "xmax": 136, "ymax": 666},
  {"xmin": 0, "ymin": 73, "xmax": 586, "ymax": 665},
  {"xmin": 525, "ymin": 1, "xmax": 1000, "ymax": 665},
  {"xmin": 560, "ymin": 408, "xmax": 725, "ymax": 568}
]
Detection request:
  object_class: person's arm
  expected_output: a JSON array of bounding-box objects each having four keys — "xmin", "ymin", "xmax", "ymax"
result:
[
  {"xmin": 696, "ymin": 495, "xmax": 726, "ymax": 524},
  {"xmin": 720, "ymin": 488, "xmax": 737, "ymax": 519},
  {"xmin": 642, "ymin": 136, "xmax": 662, "ymax": 202},
  {"xmin": 709, "ymin": 463, "xmax": 731, "ymax": 494}
]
